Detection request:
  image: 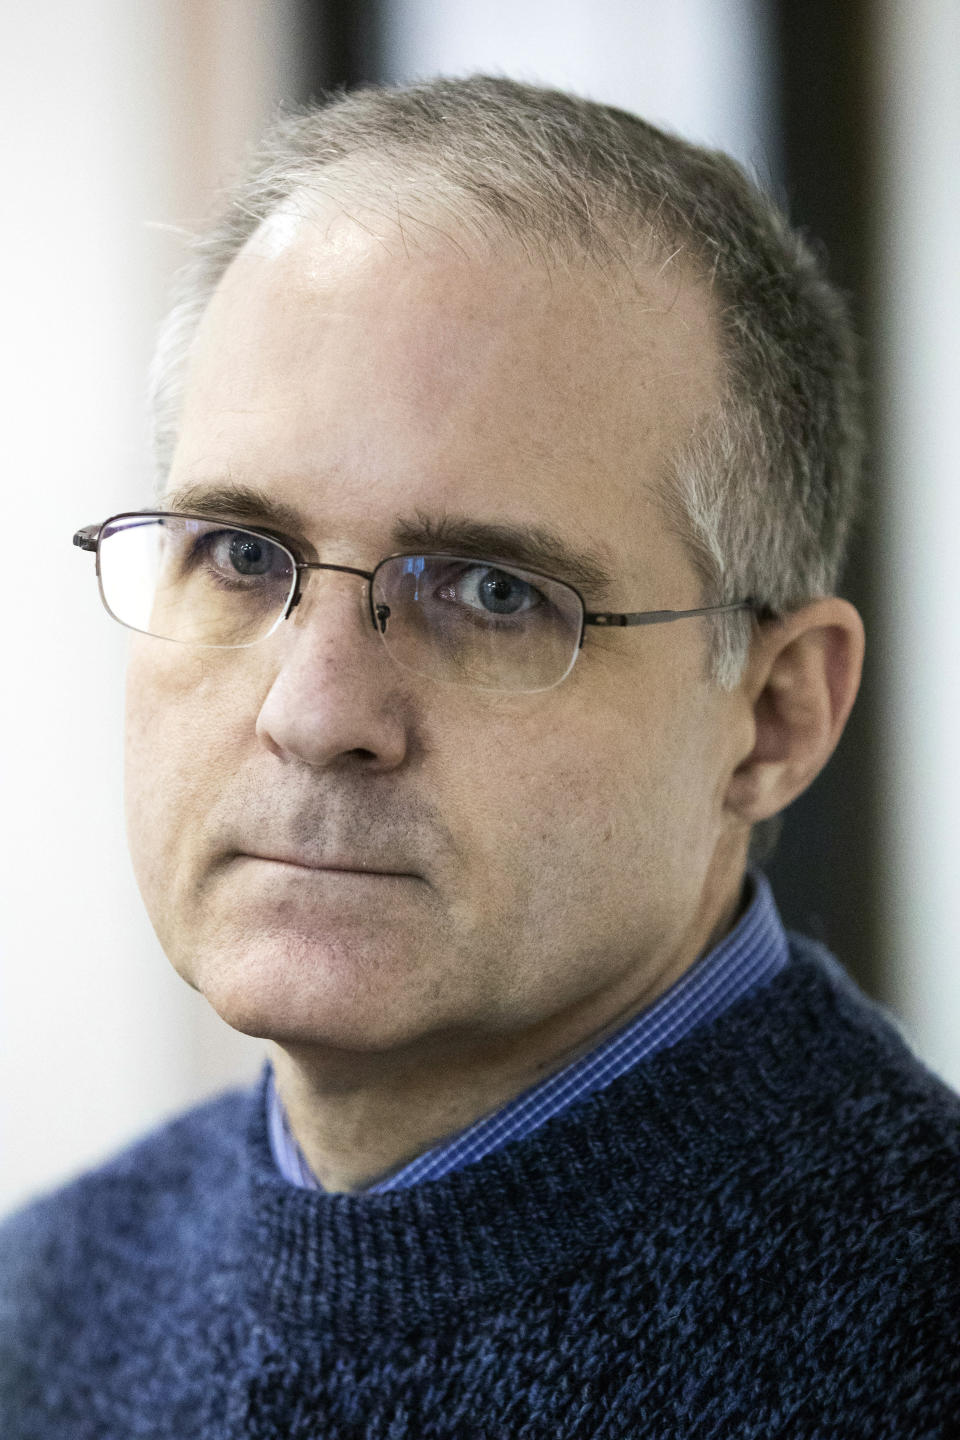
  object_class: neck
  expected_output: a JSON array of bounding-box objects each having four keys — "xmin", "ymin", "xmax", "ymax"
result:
[{"xmin": 271, "ymin": 857, "xmax": 749, "ymax": 1194}]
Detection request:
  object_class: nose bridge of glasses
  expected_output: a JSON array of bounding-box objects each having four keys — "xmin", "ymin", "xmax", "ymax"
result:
[{"xmin": 290, "ymin": 559, "xmax": 379, "ymax": 632}]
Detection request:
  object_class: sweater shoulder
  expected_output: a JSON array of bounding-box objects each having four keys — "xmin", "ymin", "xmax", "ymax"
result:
[
  {"xmin": 0, "ymin": 1078, "xmax": 260, "ymax": 1317},
  {"xmin": 710, "ymin": 937, "xmax": 960, "ymax": 1248},
  {"xmin": 781, "ymin": 933, "xmax": 960, "ymax": 1119},
  {"xmin": 590, "ymin": 935, "xmax": 960, "ymax": 1265}
]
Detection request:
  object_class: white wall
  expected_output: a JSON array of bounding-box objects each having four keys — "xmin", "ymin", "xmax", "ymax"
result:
[
  {"xmin": 874, "ymin": 0, "xmax": 960, "ymax": 1091},
  {"xmin": 382, "ymin": 0, "xmax": 779, "ymax": 176},
  {"xmin": 0, "ymin": 0, "xmax": 302, "ymax": 1217}
]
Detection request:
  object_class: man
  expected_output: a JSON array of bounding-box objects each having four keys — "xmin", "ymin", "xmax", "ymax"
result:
[{"xmin": 1, "ymin": 76, "xmax": 957, "ymax": 1437}]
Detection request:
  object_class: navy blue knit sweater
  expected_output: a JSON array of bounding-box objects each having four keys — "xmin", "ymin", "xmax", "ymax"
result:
[{"xmin": 2, "ymin": 938, "xmax": 959, "ymax": 1438}]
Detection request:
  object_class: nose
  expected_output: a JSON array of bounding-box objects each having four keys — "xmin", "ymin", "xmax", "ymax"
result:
[{"xmin": 255, "ymin": 569, "xmax": 411, "ymax": 771}]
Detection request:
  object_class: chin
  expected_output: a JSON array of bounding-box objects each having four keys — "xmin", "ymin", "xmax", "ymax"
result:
[{"xmin": 179, "ymin": 933, "xmax": 452, "ymax": 1054}]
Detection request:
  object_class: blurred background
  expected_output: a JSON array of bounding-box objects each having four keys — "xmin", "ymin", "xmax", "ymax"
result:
[{"xmin": 2, "ymin": 0, "xmax": 957, "ymax": 1216}]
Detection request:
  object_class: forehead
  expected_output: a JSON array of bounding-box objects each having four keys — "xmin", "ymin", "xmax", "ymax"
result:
[{"xmin": 171, "ymin": 199, "xmax": 721, "ymax": 596}]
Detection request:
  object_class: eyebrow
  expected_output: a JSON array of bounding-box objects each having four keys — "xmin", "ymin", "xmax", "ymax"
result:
[
  {"xmin": 391, "ymin": 513, "xmax": 615, "ymax": 599},
  {"xmin": 161, "ymin": 482, "xmax": 306, "ymax": 537},
  {"xmin": 161, "ymin": 482, "xmax": 616, "ymax": 601}
]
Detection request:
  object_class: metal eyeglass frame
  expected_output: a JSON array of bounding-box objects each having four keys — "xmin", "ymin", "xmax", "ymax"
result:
[{"xmin": 73, "ymin": 509, "xmax": 774, "ymax": 653}]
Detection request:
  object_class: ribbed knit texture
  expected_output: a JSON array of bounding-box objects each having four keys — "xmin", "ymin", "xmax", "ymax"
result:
[{"xmin": 2, "ymin": 937, "xmax": 959, "ymax": 1438}]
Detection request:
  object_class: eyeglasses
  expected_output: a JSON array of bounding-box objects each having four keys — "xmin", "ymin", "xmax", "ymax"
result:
[{"xmin": 73, "ymin": 510, "xmax": 763, "ymax": 693}]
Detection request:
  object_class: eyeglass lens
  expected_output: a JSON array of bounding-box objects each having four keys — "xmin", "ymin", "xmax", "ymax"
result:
[
  {"xmin": 96, "ymin": 515, "xmax": 584, "ymax": 692},
  {"xmin": 371, "ymin": 554, "xmax": 583, "ymax": 691},
  {"xmin": 98, "ymin": 515, "xmax": 297, "ymax": 648}
]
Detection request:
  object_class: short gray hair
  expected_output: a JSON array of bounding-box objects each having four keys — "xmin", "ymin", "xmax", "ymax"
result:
[{"xmin": 151, "ymin": 75, "xmax": 864, "ymax": 699}]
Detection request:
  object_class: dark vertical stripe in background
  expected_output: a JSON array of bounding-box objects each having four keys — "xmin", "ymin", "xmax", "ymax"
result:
[
  {"xmin": 293, "ymin": 0, "xmax": 386, "ymax": 95},
  {"xmin": 764, "ymin": 0, "xmax": 882, "ymax": 997},
  {"xmin": 289, "ymin": 0, "xmax": 883, "ymax": 997}
]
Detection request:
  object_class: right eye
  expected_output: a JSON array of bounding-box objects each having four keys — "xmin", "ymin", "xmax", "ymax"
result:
[
  {"xmin": 208, "ymin": 531, "xmax": 278, "ymax": 577},
  {"xmin": 187, "ymin": 528, "xmax": 290, "ymax": 586}
]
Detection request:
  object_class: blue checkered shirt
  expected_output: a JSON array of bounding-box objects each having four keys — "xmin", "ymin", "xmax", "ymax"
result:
[{"xmin": 267, "ymin": 868, "xmax": 788, "ymax": 1192}]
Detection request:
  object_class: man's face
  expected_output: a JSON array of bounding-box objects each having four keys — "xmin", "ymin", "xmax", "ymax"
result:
[{"xmin": 125, "ymin": 199, "xmax": 746, "ymax": 1059}]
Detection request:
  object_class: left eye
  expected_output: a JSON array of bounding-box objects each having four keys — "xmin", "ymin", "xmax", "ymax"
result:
[{"xmin": 443, "ymin": 565, "xmax": 542, "ymax": 616}]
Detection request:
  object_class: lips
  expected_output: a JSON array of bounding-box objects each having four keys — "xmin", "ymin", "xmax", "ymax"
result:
[{"xmin": 242, "ymin": 851, "xmax": 419, "ymax": 878}]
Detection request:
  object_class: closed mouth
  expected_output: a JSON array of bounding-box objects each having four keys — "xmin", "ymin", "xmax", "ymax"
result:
[{"xmin": 242, "ymin": 852, "xmax": 419, "ymax": 879}]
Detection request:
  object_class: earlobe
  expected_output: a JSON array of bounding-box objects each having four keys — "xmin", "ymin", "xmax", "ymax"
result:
[{"xmin": 724, "ymin": 598, "xmax": 865, "ymax": 825}]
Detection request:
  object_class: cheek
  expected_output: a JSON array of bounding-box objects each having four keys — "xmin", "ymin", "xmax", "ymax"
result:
[
  {"xmin": 435, "ymin": 703, "xmax": 632, "ymax": 888},
  {"xmin": 450, "ymin": 671, "xmax": 721, "ymax": 894},
  {"xmin": 123, "ymin": 646, "xmax": 254, "ymax": 898},
  {"xmin": 426, "ymin": 696, "xmax": 714, "ymax": 1021}
]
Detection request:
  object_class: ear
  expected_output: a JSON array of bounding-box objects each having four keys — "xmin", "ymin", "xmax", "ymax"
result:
[{"xmin": 724, "ymin": 598, "xmax": 865, "ymax": 824}]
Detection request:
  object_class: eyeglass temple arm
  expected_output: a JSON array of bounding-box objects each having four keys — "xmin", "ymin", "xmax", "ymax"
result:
[{"xmin": 584, "ymin": 600, "xmax": 775, "ymax": 628}]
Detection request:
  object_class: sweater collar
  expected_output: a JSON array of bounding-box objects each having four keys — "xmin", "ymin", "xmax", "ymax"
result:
[{"xmin": 240, "ymin": 945, "xmax": 858, "ymax": 1340}]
